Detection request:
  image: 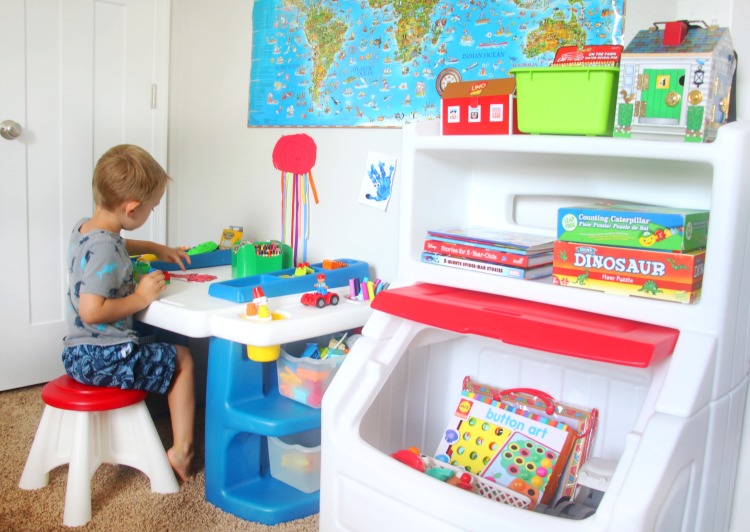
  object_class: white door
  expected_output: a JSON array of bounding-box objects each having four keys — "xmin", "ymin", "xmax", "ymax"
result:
[{"xmin": 0, "ymin": 0, "xmax": 170, "ymax": 391}]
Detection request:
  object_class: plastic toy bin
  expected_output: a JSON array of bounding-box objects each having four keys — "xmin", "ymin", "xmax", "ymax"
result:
[
  {"xmin": 277, "ymin": 349, "xmax": 345, "ymax": 408},
  {"xmin": 268, "ymin": 428, "xmax": 322, "ymax": 493},
  {"xmin": 232, "ymin": 241, "xmax": 293, "ymax": 279},
  {"xmin": 509, "ymin": 66, "xmax": 619, "ymax": 136},
  {"xmin": 316, "ymin": 284, "xmax": 731, "ymax": 531}
]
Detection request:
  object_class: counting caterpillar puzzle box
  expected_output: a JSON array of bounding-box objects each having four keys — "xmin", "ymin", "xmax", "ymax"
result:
[
  {"xmin": 434, "ymin": 390, "xmax": 575, "ymax": 508},
  {"xmin": 557, "ymin": 202, "xmax": 709, "ymax": 252}
]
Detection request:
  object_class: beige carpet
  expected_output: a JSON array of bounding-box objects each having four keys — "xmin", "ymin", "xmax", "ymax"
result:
[{"xmin": 0, "ymin": 384, "xmax": 318, "ymax": 531}]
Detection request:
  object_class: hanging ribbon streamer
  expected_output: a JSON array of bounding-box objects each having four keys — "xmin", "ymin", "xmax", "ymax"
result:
[{"xmin": 272, "ymin": 134, "xmax": 318, "ymax": 265}]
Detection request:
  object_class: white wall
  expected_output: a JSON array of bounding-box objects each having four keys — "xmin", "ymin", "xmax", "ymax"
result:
[
  {"xmin": 168, "ymin": 0, "xmax": 403, "ymax": 281},
  {"xmin": 168, "ymin": 0, "xmax": 746, "ymax": 283}
]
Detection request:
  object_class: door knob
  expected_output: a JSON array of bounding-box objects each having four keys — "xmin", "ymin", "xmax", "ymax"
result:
[{"xmin": 0, "ymin": 120, "xmax": 22, "ymax": 140}]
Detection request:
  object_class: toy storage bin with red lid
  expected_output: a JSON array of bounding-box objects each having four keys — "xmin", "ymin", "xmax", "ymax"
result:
[
  {"xmin": 320, "ymin": 284, "xmax": 719, "ymax": 531},
  {"xmin": 319, "ymin": 120, "xmax": 750, "ymax": 532}
]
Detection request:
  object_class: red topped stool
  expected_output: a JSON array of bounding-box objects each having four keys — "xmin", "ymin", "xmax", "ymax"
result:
[{"xmin": 19, "ymin": 375, "xmax": 179, "ymax": 527}]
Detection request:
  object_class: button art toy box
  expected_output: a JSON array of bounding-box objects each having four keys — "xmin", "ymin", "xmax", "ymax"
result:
[
  {"xmin": 552, "ymin": 241, "xmax": 705, "ymax": 304},
  {"xmin": 557, "ymin": 202, "xmax": 709, "ymax": 252}
]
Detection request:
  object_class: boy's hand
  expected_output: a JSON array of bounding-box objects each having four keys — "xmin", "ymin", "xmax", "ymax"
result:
[
  {"xmin": 136, "ymin": 270, "xmax": 168, "ymax": 305},
  {"xmin": 153, "ymin": 244, "xmax": 191, "ymax": 271}
]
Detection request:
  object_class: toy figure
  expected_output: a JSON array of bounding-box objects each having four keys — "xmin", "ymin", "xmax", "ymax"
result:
[
  {"xmin": 315, "ymin": 274, "xmax": 328, "ymax": 295},
  {"xmin": 252, "ymin": 286, "xmax": 271, "ymax": 320},
  {"xmin": 300, "ymin": 276, "xmax": 339, "ymax": 308}
]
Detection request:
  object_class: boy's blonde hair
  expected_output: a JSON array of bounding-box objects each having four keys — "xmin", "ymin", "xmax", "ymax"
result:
[{"xmin": 93, "ymin": 145, "xmax": 170, "ymax": 210}]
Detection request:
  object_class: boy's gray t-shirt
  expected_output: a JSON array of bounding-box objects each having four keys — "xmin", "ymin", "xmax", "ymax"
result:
[{"xmin": 64, "ymin": 218, "xmax": 139, "ymax": 347}]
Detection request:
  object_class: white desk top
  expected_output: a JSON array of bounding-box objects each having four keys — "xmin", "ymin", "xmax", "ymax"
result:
[{"xmin": 136, "ymin": 266, "xmax": 374, "ymax": 346}]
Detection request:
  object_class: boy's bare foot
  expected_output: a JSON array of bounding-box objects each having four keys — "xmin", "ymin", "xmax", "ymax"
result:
[{"xmin": 167, "ymin": 447, "xmax": 194, "ymax": 482}]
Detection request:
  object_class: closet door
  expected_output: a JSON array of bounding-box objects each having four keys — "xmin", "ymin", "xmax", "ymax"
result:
[{"xmin": 0, "ymin": 0, "xmax": 170, "ymax": 390}]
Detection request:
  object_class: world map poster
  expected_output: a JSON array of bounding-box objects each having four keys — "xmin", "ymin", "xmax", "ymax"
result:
[{"xmin": 248, "ymin": 0, "xmax": 625, "ymax": 127}]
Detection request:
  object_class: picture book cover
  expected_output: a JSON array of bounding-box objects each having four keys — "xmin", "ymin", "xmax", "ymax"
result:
[
  {"xmin": 423, "ymin": 238, "xmax": 553, "ymax": 268},
  {"xmin": 421, "ymin": 252, "xmax": 553, "ymax": 280},
  {"xmin": 427, "ymin": 227, "xmax": 555, "ymax": 253},
  {"xmin": 434, "ymin": 389, "xmax": 575, "ymax": 508}
]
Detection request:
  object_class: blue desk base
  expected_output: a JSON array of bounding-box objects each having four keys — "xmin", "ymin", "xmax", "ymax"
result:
[{"xmin": 205, "ymin": 337, "xmax": 321, "ymax": 524}]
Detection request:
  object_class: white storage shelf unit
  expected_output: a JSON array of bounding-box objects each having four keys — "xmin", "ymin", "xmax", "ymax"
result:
[{"xmin": 320, "ymin": 120, "xmax": 750, "ymax": 532}]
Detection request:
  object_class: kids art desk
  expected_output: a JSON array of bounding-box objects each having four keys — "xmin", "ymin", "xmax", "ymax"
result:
[{"xmin": 134, "ymin": 264, "xmax": 374, "ymax": 525}]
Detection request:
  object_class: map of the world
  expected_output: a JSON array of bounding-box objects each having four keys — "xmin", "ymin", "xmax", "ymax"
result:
[{"xmin": 248, "ymin": 0, "xmax": 625, "ymax": 127}]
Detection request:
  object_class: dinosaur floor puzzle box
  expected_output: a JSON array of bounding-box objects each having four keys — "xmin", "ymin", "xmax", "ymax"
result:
[
  {"xmin": 557, "ymin": 202, "xmax": 709, "ymax": 252},
  {"xmin": 552, "ymin": 241, "xmax": 705, "ymax": 304}
]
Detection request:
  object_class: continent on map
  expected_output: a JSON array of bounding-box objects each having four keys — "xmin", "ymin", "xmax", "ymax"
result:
[
  {"xmin": 371, "ymin": 0, "xmax": 442, "ymax": 64},
  {"xmin": 523, "ymin": 10, "xmax": 587, "ymax": 57},
  {"xmin": 304, "ymin": 4, "xmax": 349, "ymax": 104}
]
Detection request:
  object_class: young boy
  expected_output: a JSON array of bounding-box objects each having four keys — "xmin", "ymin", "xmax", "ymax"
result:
[{"xmin": 62, "ymin": 144, "xmax": 195, "ymax": 482}]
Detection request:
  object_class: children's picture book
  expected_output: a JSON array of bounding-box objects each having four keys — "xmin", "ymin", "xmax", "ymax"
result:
[
  {"xmin": 427, "ymin": 227, "xmax": 555, "ymax": 254},
  {"xmin": 434, "ymin": 389, "xmax": 576, "ymax": 509},
  {"xmin": 423, "ymin": 238, "xmax": 553, "ymax": 268},
  {"xmin": 421, "ymin": 252, "xmax": 552, "ymax": 280}
]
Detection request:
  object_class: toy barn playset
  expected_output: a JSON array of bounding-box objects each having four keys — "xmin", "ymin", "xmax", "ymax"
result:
[
  {"xmin": 613, "ymin": 20, "xmax": 736, "ymax": 142},
  {"xmin": 440, "ymin": 78, "xmax": 521, "ymax": 136}
]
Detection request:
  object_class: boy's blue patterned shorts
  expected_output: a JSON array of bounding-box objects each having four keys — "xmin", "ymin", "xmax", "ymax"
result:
[{"xmin": 62, "ymin": 342, "xmax": 177, "ymax": 394}]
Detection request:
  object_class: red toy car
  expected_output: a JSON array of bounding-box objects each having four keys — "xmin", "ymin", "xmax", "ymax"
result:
[{"xmin": 300, "ymin": 291, "xmax": 340, "ymax": 308}]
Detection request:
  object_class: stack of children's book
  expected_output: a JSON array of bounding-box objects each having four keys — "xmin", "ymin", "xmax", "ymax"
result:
[{"xmin": 422, "ymin": 227, "xmax": 555, "ymax": 280}]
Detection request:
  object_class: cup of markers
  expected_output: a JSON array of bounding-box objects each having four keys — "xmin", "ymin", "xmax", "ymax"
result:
[{"xmin": 349, "ymin": 277, "xmax": 388, "ymax": 301}]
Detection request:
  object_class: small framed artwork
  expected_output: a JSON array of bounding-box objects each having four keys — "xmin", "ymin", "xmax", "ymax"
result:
[
  {"xmin": 447, "ymin": 106, "xmax": 461, "ymax": 123},
  {"xmin": 490, "ymin": 104, "xmax": 505, "ymax": 122},
  {"xmin": 468, "ymin": 105, "xmax": 481, "ymax": 122}
]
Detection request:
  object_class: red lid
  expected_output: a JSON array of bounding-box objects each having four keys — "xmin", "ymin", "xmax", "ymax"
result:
[
  {"xmin": 253, "ymin": 286, "xmax": 266, "ymax": 299},
  {"xmin": 371, "ymin": 284, "xmax": 679, "ymax": 368},
  {"xmin": 42, "ymin": 375, "xmax": 147, "ymax": 411}
]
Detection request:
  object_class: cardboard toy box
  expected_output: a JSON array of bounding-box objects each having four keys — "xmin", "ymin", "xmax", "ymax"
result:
[
  {"xmin": 440, "ymin": 78, "xmax": 520, "ymax": 135},
  {"xmin": 557, "ymin": 202, "xmax": 709, "ymax": 252},
  {"xmin": 552, "ymin": 241, "xmax": 705, "ymax": 304},
  {"xmin": 614, "ymin": 21, "xmax": 736, "ymax": 142}
]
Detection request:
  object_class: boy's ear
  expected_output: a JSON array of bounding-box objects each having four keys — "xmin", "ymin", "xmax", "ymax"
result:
[{"xmin": 122, "ymin": 200, "xmax": 141, "ymax": 218}]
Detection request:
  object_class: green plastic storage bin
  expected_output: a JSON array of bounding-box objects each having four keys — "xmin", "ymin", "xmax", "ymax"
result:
[
  {"xmin": 510, "ymin": 66, "xmax": 619, "ymax": 136},
  {"xmin": 231, "ymin": 241, "xmax": 293, "ymax": 279}
]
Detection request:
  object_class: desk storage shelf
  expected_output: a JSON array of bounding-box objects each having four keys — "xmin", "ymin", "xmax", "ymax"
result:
[
  {"xmin": 205, "ymin": 339, "xmax": 322, "ymax": 524},
  {"xmin": 320, "ymin": 120, "xmax": 750, "ymax": 531}
]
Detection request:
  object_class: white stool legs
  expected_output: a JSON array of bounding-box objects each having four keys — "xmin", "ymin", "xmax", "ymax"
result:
[{"xmin": 20, "ymin": 401, "xmax": 179, "ymax": 527}]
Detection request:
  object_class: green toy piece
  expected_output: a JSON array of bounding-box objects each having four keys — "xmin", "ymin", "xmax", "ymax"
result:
[
  {"xmin": 188, "ymin": 241, "xmax": 219, "ymax": 255},
  {"xmin": 425, "ymin": 467, "xmax": 455, "ymax": 482}
]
